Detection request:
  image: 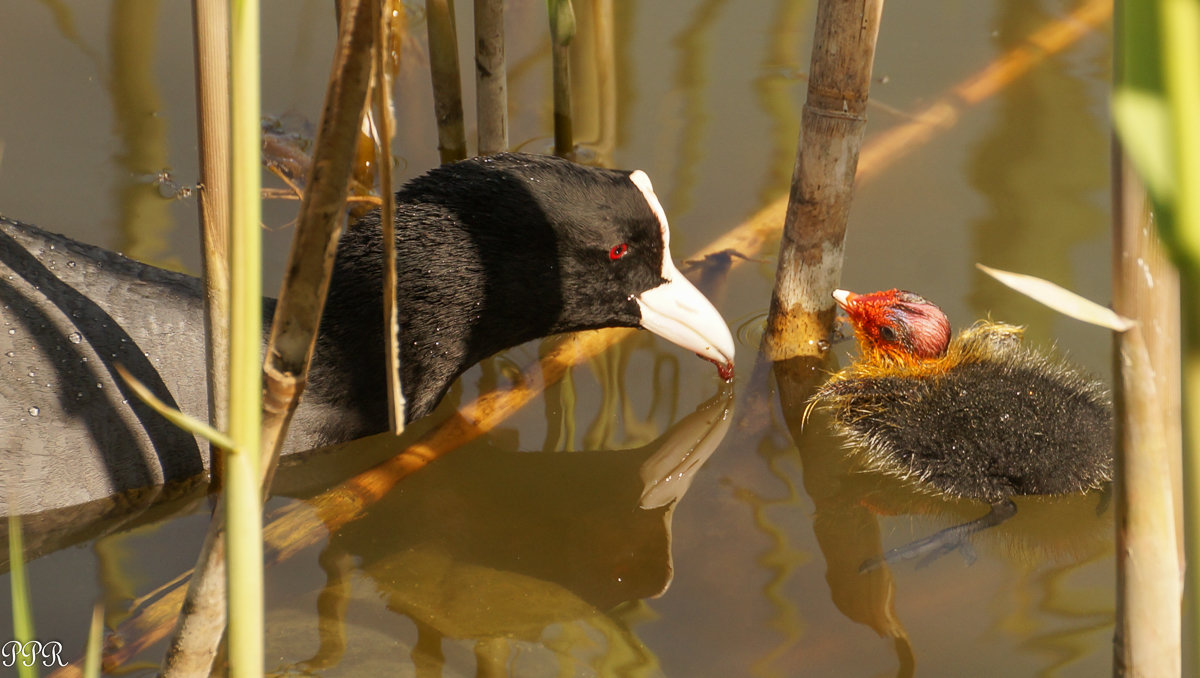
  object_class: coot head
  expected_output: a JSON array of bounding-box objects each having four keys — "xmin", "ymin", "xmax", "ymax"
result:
[
  {"xmin": 832, "ymin": 288, "xmax": 951, "ymax": 362},
  {"xmin": 312, "ymin": 153, "xmax": 736, "ymax": 431}
]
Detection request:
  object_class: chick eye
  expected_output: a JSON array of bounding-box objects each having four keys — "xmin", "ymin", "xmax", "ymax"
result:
[
  {"xmin": 609, "ymin": 243, "xmax": 629, "ymax": 260},
  {"xmin": 878, "ymin": 325, "xmax": 899, "ymax": 342}
]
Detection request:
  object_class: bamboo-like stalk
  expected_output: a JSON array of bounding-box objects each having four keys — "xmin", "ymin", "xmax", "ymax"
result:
[
  {"xmin": 1113, "ymin": 0, "xmax": 1199, "ymax": 672},
  {"xmin": 226, "ymin": 0, "xmax": 265, "ymax": 673},
  {"xmin": 376, "ymin": 0, "xmax": 404, "ymax": 432},
  {"xmin": 474, "ymin": 0, "xmax": 508, "ymax": 155},
  {"xmin": 57, "ymin": 5, "xmax": 1114, "ymax": 667},
  {"xmin": 191, "ymin": 0, "xmax": 232, "ymax": 482},
  {"xmin": 762, "ymin": 0, "xmax": 885, "ymax": 362},
  {"xmin": 1111, "ymin": 145, "xmax": 1182, "ymax": 677},
  {"xmin": 157, "ymin": 0, "xmax": 267, "ymax": 671},
  {"xmin": 547, "ymin": 0, "xmax": 575, "ymax": 157},
  {"xmin": 426, "ymin": 0, "xmax": 467, "ymax": 162}
]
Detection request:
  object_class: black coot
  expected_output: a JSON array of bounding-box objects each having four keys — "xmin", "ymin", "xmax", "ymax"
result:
[{"xmin": 0, "ymin": 153, "xmax": 735, "ymax": 515}]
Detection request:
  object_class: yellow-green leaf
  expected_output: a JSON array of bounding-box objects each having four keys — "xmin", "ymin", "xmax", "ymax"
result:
[{"xmin": 1113, "ymin": 88, "xmax": 1175, "ymax": 202}]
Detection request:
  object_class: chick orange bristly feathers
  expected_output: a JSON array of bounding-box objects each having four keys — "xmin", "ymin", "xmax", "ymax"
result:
[{"xmin": 814, "ymin": 288, "xmax": 1113, "ymax": 504}]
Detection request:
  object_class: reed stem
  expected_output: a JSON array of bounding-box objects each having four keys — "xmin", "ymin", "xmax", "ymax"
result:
[
  {"xmin": 474, "ymin": 0, "xmax": 508, "ymax": 155},
  {"xmin": 426, "ymin": 0, "xmax": 467, "ymax": 162},
  {"xmin": 763, "ymin": 0, "xmax": 885, "ymax": 361},
  {"xmin": 191, "ymin": 0, "xmax": 232, "ymax": 485},
  {"xmin": 226, "ymin": 0, "xmax": 264, "ymax": 674},
  {"xmin": 547, "ymin": 0, "xmax": 575, "ymax": 157}
]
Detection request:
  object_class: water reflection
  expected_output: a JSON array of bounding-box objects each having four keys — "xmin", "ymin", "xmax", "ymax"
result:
[
  {"xmin": 966, "ymin": 0, "xmax": 1110, "ymax": 346},
  {"xmin": 272, "ymin": 387, "xmax": 732, "ymax": 674}
]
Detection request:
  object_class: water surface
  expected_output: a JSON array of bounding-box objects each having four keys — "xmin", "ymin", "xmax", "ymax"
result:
[{"xmin": 0, "ymin": 1, "xmax": 1113, "ymax": 675}]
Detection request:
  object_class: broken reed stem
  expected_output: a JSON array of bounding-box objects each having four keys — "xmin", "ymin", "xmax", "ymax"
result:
[
  {"xmin": 763, "ymin": 0, "xmax": 885, "ymax": 362},
  {"xmin": 426, "ymin": 0, "xmax": 467, "ymax": 163},
  {"xmin": 548, "ymin": 0, "xmax": 576, "ymax": 157},
  {"xmin": 474, "ymin": 0, "xmax": 508, "ymax": 155},
  {"xmin": 190, "ymin": 0, "xmax": 231, "ymax": 486},
  {"xmin": 259, "ymin": 0, "xmax": 375, "ymax": 479},
  {"xmin": 158, "ymin": 1, "xmax": 234, "ymax": 671}
]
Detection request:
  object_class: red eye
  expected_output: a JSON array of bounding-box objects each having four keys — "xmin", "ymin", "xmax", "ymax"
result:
[{"xmin": 609, "ymin": 243, "xmax": 628, "ymax": 260}]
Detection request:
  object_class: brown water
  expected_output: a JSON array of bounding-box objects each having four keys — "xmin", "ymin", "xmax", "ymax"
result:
[{"xmin": 0, "ymin": 0, "xmax": 1114, "ymax": 676}]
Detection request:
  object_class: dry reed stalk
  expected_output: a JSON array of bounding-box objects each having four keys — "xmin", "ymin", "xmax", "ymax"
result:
[
  {"xmin": 474, "ymin": 0, "xmax": 508, "ymax": 154},
  {"xmin": 763, "ymin": 0, "xmax": 885, "ymax": 362},
  {"xmin": 1112, "ymin": 146, "xmax": 1183, "ymax": 676},
  {"xmin": 190, "ymin": 0, "xmax": 231, "ymax": 482},
  {"xmin": 155, "ymin": 2, "xmax": 233, "ymax": 674},
  {"xmin": 426, "ymin": 0, "xmax": 467, "ymax": 162},
  {"xmin": 548, "ymin": 0, "xmax": 575, "ymax": 157},
  {"xmin": 259, "ymin": 0, "xmax": 375, "ymax": 477},
  {"xmin": 375, "ymin": 0, "xmax": 404, "ymax": 433}
]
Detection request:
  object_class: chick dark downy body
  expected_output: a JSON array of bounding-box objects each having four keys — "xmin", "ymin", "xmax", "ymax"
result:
[
  {"xmin": 818, "ymin": 321, "xmax": 1112, "ymax": 503},
  {"xmin": 812, "ymin": 289, "xmax": 1112, "ymax": 567}
]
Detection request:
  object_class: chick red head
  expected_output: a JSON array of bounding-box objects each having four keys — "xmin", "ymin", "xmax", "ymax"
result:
[{"xmin": 833, "ymin": 289, "xmax": 951, "ymax": 361}]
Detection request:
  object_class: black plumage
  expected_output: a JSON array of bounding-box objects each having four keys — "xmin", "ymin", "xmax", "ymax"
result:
[
  {"xmin": 308, "ymin": 153, "xmax": 727, "ymax": 439},
  {"xmin": 0, "ymin": 153, "xmax": 734, "ymax": 515}
]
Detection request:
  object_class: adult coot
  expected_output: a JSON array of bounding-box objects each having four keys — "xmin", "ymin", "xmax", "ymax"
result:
[{"xmin": 0, "ymin": 153, "xmax": 735, "ymax": 515}]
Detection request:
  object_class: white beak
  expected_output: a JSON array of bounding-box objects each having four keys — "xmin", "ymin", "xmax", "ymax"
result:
[
  {"xmin": 627, "ymin": 169, "xmax": 735, "ymax": 376},
  {"xmin": 635, "ymin": 257, "xmax": 735, "ymax": 375}
]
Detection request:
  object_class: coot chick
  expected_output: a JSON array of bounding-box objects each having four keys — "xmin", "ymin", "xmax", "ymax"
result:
[
  {"xmin": 0, "ymin": 153, "xmax": 735, "ymax": 515},
  {"xmin": 810, "ymin": 289, "xmax": 1112, "ymax": 565}
]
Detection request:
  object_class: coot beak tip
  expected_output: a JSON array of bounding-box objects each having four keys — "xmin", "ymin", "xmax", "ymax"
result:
[{"xmin": 635, "ymin": 274, "xmax": 736, "ymax": 376}]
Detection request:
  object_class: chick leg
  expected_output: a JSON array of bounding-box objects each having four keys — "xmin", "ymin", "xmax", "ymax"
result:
[{"xmin": 860, "ymin": 499, "xmax": 1017, "ymax": 572}]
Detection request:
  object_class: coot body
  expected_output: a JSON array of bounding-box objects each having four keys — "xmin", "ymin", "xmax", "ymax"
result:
[{"xmin": 0, "ymin": 153, "xmax": 735, "ymax": 515}]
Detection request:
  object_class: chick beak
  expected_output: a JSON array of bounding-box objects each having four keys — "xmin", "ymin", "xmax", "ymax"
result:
[
  {"xmin": 832, "ymin": 289, "xmax": 860, "ymax": 312},
  {"xmin": 636, "ymin": 262, "xmax": 735, "ymax": 379}
]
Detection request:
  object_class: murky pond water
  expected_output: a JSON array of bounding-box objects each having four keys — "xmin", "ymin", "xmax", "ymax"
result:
[{"xmin": 0, "ymin": 0, "xmax": 1114, "ymax": 675}]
